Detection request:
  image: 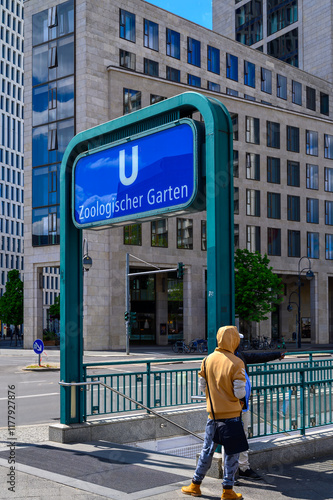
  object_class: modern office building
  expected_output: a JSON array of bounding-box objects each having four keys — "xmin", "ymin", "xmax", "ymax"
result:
[
  {"xmin": 0, "ymin": 0, "xmax": 24, "ymax": 329},
  {"xmin": 24, "ymin": 0, "xmax": 333, "ymax": 350},
  {"xmin": 213, "ymin": 0, "xmax": 333, "ymax": 83}
]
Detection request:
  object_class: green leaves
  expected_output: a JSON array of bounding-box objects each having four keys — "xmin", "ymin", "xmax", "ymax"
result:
[
  {"xmin": 235, "ymin": 249, "xmax": 283, "ymax": 323},
  {"xmin": 49, "ymin": 295, "xmax": 60, "ymax": 320},
  {"xmin": 0, "ymin": 270, "xmax": 23, "ymax": 327}
]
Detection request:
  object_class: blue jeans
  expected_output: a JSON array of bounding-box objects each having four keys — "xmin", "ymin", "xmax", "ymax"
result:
[{"xmin": 193, "ymin": 417, "xmax": 240, "ymax": 488}]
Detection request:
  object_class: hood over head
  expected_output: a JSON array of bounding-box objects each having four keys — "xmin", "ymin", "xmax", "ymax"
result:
[{"xmin": 216, "ymin": 325, "xmax": 240, "ymax": 353}]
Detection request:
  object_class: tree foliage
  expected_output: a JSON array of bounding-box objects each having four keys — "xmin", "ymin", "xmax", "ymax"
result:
[
  {"xmin": 49, "ymin": 295, "xmax": 60, "ymax": 320},
  {"xmin": 234, "ymin": 249, "xmax": 283, "ymax": 324},
  {"xmin": 0, "ymin": 269, "xmax": 23, "ymax": 328}
]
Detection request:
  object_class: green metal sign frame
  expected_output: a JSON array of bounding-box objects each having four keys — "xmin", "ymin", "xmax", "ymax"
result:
[{"xmin": 60, "ymin": 91, "xmax": 234, "ymax": 425}]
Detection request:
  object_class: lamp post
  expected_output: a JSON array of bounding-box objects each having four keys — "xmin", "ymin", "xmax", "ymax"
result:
[
  {"xmin": 287, "ymin": 291, "xmax": 300, "ymax": 344},
  {"xmin": 296, "ymin": 256, "xmax": 314, "ymax": 349}
]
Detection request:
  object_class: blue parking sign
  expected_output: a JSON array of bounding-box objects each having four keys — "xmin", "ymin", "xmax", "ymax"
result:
[{"xmin": 33, "ymin": 339, "xmax": 44, "ymax": 354}]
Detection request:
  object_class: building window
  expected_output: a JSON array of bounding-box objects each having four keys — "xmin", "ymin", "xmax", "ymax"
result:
[
  {"xmin": 32, "ymin": 206, "xmax": 60, "ymax": 246},
  {"xmin": 144, "ymin": 58, "xmax": 158, "ymax": 77},
  {"xmin": 244, "ymin": 60, "xmax": 255, "ymax": 87},
  {"xmin": 124, "ymin": 224, "xmax": 142, "ymax": 245},
  {"xmin": 226, "ymin": 88, "xmax": 239, "ymax": 96},
  {"xmin": 208, "ymin": 81, "xmax": 221, "ymax": 92},
  {"xmin": 288, "ymin": 230, "xmax": 300, "ymax": 257},
  {"xmin": 234, "ymin": 187, "xmax": 239, "ymax": 214},
  {"xmin": 267, "ymin": 157, "xmax": 280, "ymax": 184},
  {"xmin": 306, "ymin": 198, "xmax": 319, "ymax": 224},
  {"xmin": 201, "ymin": 220, "xmax": 206, "ymax": 251},
  {"xmin": 123, "ymin": 88, "xmax": 141, "ymax": 114},
  {"xmin": 119, "ymin": 9, "xmax": 135, "ymax": 42},
  {"xmin": 231, "ymin": 113, "xmax": 238, "ymax": 141},
  {"xmin": 320, "ymin": 92, "xmax": 329, "ymax": 116},
  {"xmin": 244, "ymin": 94, "xmax": 256, "ymax": 101},
  {"xmin": 287, "ymin": 160, "xmax": 300, "ymax": 187},
  {"xmin": 151, "ymin": 219, "xmax": 168, "ymax": 247},
  {"xmin": 234, "ymin": 224, "xmax": 239, "ymax": 251},
  {"xmin": 187, "ymin": 37, "xmax": 200, "ymax": 67},
  {"xmin": 287, "ymin": 195, "xmax": 300, "ymax": 221},
  {"xmin": 306, "ymin": 130, "xmax": 318, "ymax": 156},
  {"xmin": 307, "ymin": 232, "xmax": 319, "ymax": 259},
  {"xmin": 150, "ymin": 94, "xmax": 166, "ymax": 105},
  {"xmin": 119, "ymin": 49, "xmax": 136, "ymax": 70},
  {"xmin": 267, "ymin": 192, "xmax": 281, "ymax": 219},
  {"xmin": 166, "ymin": 28, "xmax": 180, "ymax": 59},
  {"xmin": 226, "ymin": 53, "xmax": 238, "ymax": 81},
  {"xmin": 324, "ymin": 134, "xmax": 333, "ymax": 159},
  {"xmin": 325, "ymin": 167, "xmax": 333, "ymax": 192},
  {"xmin": 208, "ymin": 45, "xmax": 220, "ymax": 74},
  {"xmin": 245, "ymin": 116, "xmax": 260, "ymax": 144},
  {"xmin": 177, "ymin": 218, "xmax": 193, "ymax": 249},
  {"xmin": 277, "ymin": 74, "xmax": 287, "ymax": 99},
  {"xmin": 325, "ymin": 234, "xmax": 333, "ymax": 259},
  {"xmin": 246, "ymin": 189, "xmax": 260, "ymax": 216},
  {"xmin": 287, "ymin": 125, "xmax": 300, "ymax": 152},
  {"xmin": 292, "ymin": 80, "xmax": 302, "ymax": 105},
  {"xmin": 187, "ymin": 74, "xmax": 201, "ymax": 87},
  {"xmin": 166, "ymin": 66, "xmax": 180, "ymax": 82},
  {"xmin": 267, "ymin": 0, "xmax": 298, "ymax": 34},
  {"xmin": 246, "ymin": 225, "xmax": 260, "ymax": 253},
  {"xmin": 267, "ymin": 121, "xmax": 280, "ymax": 148},
  {"xmin": 306, "ymin": 86, "xmax": 316, "ymax": 111},
  {"xmin": 261, "ymin": 68, "xmax": 272, "ymax": 93},
  {"xmin": 268, "ymin": 228, "xmax": 281, "ymax": 256},
  {"xmin": 246, "ymin": 153, "xmax": 260, "ymax": 180},
  {"xmin": 306, "ymin": 164, "xmax": 318, "ymax": 190},
  {"xmin": 325, "ymin": 201, "xmax": 333, "ymax": 226},
  {"xmin": 233, "ymin": 150, "xmax": 239, "ymax": 177},
  {"xmin": 144, "ymin": 19, "xmax": 159, "ymax": 51}
]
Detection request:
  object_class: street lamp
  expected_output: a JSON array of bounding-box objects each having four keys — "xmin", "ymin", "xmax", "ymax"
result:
[
  {"xmin": 82, "ymin": 238, "xmax": 93, "ymax": 271},
  {"xmin": 295, "ymin": 256, "xmax": 314, "ymax": 349},
  {"xmin": 287, "ymin": 291, "xmax": 300, "ymax": 343}
]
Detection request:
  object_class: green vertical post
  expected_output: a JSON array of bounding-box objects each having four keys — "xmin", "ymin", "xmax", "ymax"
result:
[{"xmin": 205, "ymin": 99, "xmax": 234, "ymax": 353}]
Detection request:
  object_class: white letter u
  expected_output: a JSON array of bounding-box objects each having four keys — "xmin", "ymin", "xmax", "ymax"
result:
[{"xmin": 119, "ymin": 146, "xmax": 138, "ymax": 186}]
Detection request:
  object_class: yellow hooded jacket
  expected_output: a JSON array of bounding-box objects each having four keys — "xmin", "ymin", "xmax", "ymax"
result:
[{"xmin": 199, "ymin": 325, "xmax": 246, "ymax": 419}]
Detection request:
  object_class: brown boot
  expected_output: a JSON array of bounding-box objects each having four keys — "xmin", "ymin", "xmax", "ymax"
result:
[
  {"xmin": 221, "ymin": 488, "xmax": 243, "ymax": 499},
  {"xmin": 181, "ymin": 482, "xmax": 202, "ymax": 497}
]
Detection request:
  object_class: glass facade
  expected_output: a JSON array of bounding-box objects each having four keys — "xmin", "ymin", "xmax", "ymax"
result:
[
  {"xmin": 236, "ymin": 0, "xmax": 263, "ymax": 45},
  {"xmin": 267, "ymin": 0, "xmax": 298, "ymax": 35},
  {"xmin": 267, "ymin": 28, "xmax": 298, "ymax": 67},
  {"xmin": 32, "ymin": 0, "xmax": 75, "ymax": 246}
]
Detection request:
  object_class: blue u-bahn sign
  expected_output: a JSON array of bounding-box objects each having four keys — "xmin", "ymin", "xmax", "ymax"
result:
[{"xmin": 73, "ymin": 119, "xmax": 202, "ymax": 229}]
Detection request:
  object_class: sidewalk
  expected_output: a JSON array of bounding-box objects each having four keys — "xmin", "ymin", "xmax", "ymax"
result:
[{"xmin": 0, "ymin": 423, "xmax": 332, "ymax": 500}]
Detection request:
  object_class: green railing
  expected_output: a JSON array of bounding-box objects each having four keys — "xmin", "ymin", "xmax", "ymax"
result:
[{"xmin": 83, "ymin": 351, "xmax": 333, "ymax": 437}]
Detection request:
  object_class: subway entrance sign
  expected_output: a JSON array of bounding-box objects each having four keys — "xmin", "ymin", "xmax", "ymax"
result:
[
  {"xmin": 60, "ymin": 92, "xmax": 234, "ymax": 425},
  {"xmin": 73, "ymin": 120, "xmax": 203, "ymax": 228}
]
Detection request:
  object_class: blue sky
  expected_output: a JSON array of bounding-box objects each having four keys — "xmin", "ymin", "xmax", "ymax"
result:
[{"xmin": 146, "ymin": 0, "xmax": 212, "ymax": 30}]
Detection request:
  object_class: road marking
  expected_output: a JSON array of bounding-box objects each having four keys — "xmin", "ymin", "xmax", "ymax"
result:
[
  {"xmin": 20, "ymin": 380, "xmax": 49, "ymax": 384},
  {"xmin": 0, "ymin": 392, "xmax": 59, "ymax": 401}
]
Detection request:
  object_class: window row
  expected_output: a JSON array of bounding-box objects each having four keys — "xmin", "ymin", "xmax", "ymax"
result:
[
  {"xmin": 0, "ymin": 96, "xmax": 23, "ymax": 119},
  {"xmin": 241, "ymin": 116, "xmax": 333, "ymax": 157},
  {"xmin": 0, "ymin": 201, "xmax": 22, "ymax": 219},
  {"xmin": 0, "ymin": 61, "xmax": 23, "ymax": 86},
  {"xmin": 119, "ymin": 9, "xmax": 329, "ymax": 115},
  {"xmin": 233, "ymin": 153, "xmax": 333, "ymax": 192},
  {"xmin": 1, "ymin": 79, "xmax": 23, "ymax": 100},
  {"xmin": 241, "ymin": 225, "xmax": 333, "ymax": 260},
  {"xmin": 0, "ymin": 25, "xmax": 23, "ymax": 51},
  {"xmin": 0, "ymin": 114, "xmax": 22, "ymax": 152},
  {"xmin": 0, "ymin": 182, "xmax": 23, "ymax": 202},
  {"xmin": 0, "ymin": 235, "xmax": 23, "ymax": 253},
  {"xmin": 243, "ymin": 189, "xmax": 333, "ymax": 225},
  {"xmin": 0, "ymin": 217, "xmax": 23, "ymax": 236},
  {"xmin": 0, "ymin": 255, "xmax": 23, "ymax": 278},
  {"xmin": 123, "ymin": 218, "xmax": 194, "ymax": 249},
  {"xmin": 1, "ymin": 10, "xmax": 22, "ymax": 33}
]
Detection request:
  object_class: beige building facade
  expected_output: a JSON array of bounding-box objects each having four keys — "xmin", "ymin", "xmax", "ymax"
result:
[{"xmin": 24, "ymin": 0, "xmax": 333, "ymax": 350}]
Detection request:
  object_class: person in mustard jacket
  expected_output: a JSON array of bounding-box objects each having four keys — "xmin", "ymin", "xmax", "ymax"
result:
[{"xmin": 181, "ymin": 325, "xmax": 247, "ymax": 500}]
